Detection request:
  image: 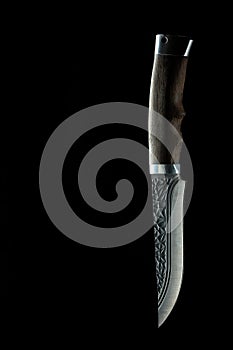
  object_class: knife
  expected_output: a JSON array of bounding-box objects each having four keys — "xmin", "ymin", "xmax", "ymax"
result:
[{"xmin": 148, "ymin": 34, "xmax": 193, "ymax": 327}]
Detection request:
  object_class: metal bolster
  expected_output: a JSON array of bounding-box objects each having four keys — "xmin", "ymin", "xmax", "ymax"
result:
[{"xmin": 150, "ymin": 164, "xmax": 180, "ymax": 175}]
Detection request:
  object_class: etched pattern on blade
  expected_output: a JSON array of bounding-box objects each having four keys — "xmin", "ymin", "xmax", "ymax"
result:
[{"xmin": 152, "ymin": 176, "xmax": 178, "ymax": 304}]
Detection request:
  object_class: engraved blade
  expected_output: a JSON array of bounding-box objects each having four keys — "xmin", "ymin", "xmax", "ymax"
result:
[{"xmin": 152, "ymin": 175, "xmax": 185, "ymax": 327}]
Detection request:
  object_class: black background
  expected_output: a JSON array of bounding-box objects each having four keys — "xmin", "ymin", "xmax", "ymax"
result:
[{"xmin": 5, "ymin": 5, "xmax": 226, "ymax": 347}]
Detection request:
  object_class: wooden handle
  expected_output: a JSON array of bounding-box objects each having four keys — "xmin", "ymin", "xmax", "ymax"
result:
[{"xmin": 149, "ymin": 35, "xmax": 192, "ymax": 164}]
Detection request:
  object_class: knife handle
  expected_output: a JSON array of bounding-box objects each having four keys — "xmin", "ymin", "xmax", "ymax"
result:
[{"xmin": 149, "ymin": 34, "xmax": 192, "ymax": 165}]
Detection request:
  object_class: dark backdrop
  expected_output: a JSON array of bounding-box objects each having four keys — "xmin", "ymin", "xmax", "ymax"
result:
[{"xmin": 6, "ymin": 7, "xmax": 225, "ymax": 347}]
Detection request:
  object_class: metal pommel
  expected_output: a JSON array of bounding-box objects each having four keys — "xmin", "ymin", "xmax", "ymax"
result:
[{"xmin": 155, "ymin": 34, "xmax": 193, "ymax": 57}]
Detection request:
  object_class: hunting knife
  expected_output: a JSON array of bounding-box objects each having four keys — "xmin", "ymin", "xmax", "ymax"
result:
[{"xmin": 148, "ymin": 34, "xmax": 193, "ymax": 327}]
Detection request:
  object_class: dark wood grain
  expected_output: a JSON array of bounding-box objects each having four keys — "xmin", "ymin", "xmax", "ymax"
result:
[{"xmin": 149, "ymin": 55, "xmax": 189, "ymax": 164}]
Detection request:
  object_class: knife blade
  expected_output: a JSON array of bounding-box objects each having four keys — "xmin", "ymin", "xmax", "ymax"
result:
[{"xmin": 148, "ymin": 34, "xmax": 193, "ymax": 327}]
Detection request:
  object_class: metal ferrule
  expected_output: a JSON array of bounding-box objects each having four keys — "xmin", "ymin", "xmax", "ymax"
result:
[
  {"xmin": 150, "ymin": 164, "xmax": 180, "ymax": 175},
  {"xmin": 155, "ymin": 34, "xmax": 193, "ymax": 57}
]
